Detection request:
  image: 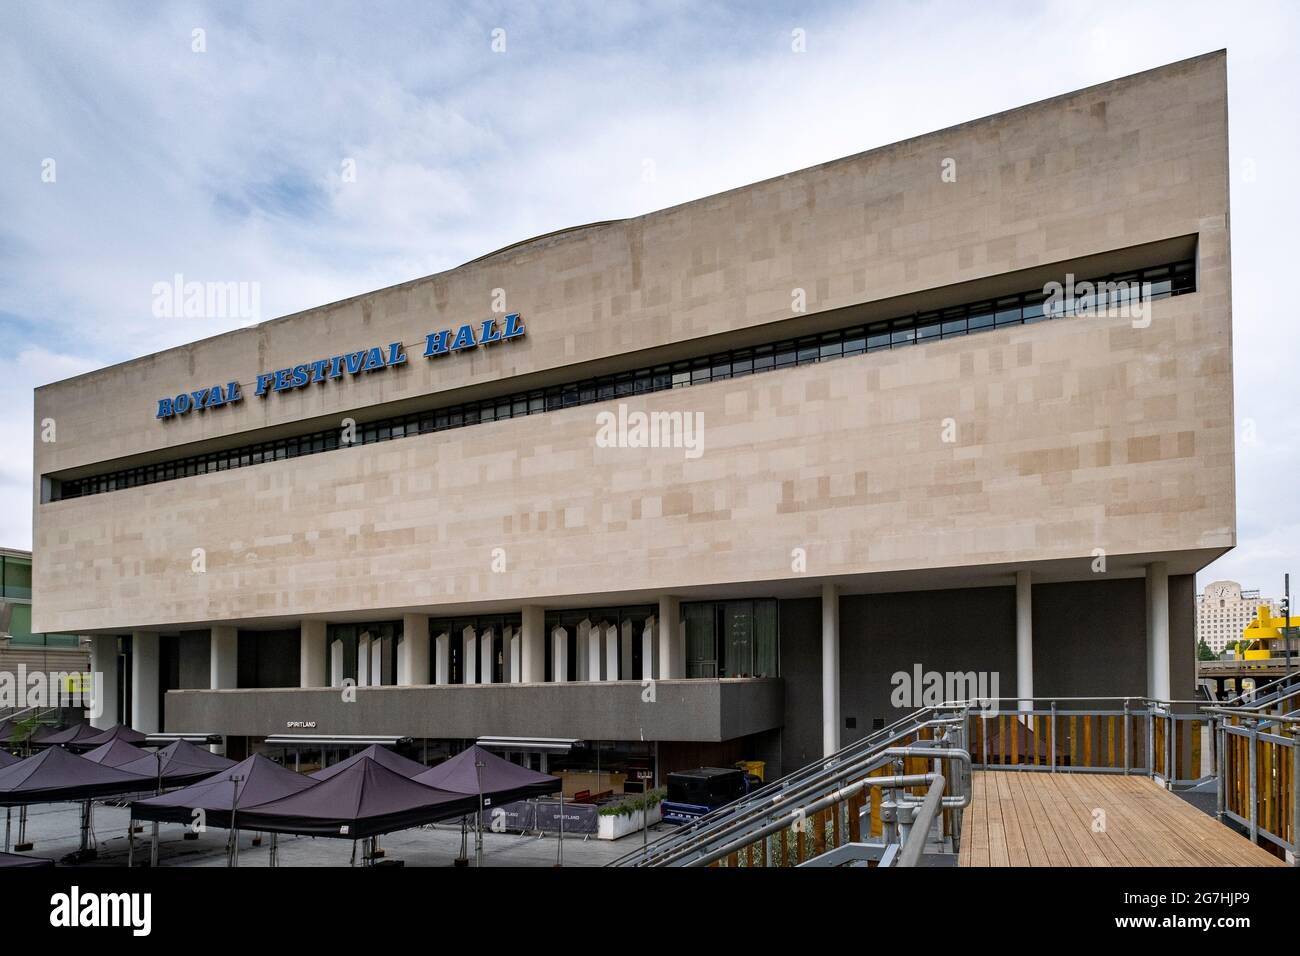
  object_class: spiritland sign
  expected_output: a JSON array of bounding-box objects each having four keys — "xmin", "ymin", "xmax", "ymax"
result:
[{"xmin": 155, "ymin": 313, "xmax": 524, "ymax": 420}]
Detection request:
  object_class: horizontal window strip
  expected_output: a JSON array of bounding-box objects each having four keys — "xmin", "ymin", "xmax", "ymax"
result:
[{"xmin": 51, "ymin": 258, "xmax": 1195, "ymax": 501}]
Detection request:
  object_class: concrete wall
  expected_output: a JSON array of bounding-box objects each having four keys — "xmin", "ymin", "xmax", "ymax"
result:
[
  {"xmin": 32, "ymin": 53, "xmax": 1233, "ymax": 635},
  {"xmin": 164, "ymin": 677, "xmax": 783, "ymax": 742}
]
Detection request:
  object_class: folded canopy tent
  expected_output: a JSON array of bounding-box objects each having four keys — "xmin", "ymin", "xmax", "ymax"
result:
[{"xmin": 238, "ymin": 756, "xmax": 480, "ymax": 840}]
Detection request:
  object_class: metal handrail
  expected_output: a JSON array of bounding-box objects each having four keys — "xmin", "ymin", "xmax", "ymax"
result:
[
  {"xmin": 609, "ymin": 703, "xmax": 966, "ymax": 866},
  {"xmin": 896, "ymin": 776, "xmax": 948, "ymax": 868},
  {"xmin": 649, "ymin": 743, "xmax": 971, "ymax": 868}
]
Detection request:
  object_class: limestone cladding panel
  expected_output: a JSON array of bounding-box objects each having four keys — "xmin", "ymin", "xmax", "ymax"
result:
[
  {"xmin": 33, "ymin": 54, "xmax": 1228, "ymax": 474},
  {"xmin": 34, "ymin": 282, "xmax": 1231, "ymax": 632}
]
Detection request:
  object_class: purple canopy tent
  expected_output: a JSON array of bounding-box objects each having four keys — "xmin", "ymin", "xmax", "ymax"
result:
[
  {"xmin": 239, "ymin": 756, "xmax": 479, "ymax": 840},
  {"xmin": 30, "ymin": 723, "xmax": 101, "ymax": 748},
  {"xmin": 412, "ymin": 745, "xmax": 559, "ymax": 803},
  {"xmin": 0, "ymin": 850, "xmax": 54, "ymax": 868},
  {"xmin": 132, "ymin": 753, "xmax": 314, "ymax": 829},
  {"xmin": 309, "ymin": 743, "xmax": 428, "ymax": 781},
  {"xmin": 76, "ymin": 724, "xmax": 149, "ymax": 750},
  {"xmin": 0, "ymin": 750, "xmax": 18, "ymax": 769},
  {"xmin": 117, "ymin": 740, "xmax": 236, "ymax": 786},
  {"xmin": 130, "ymin": 753, "xmax": 312, "ymax": 867},
  {"xmin": 0, "ymin": 746, "xmax": 151, "ymax": 857},
  {"xmin": 0, "ymin": 745, "xmax": 150, "ymax": 806},
  {"xmin": 84, "ymin": 738, "xmax": 151, "ymax": 768}
]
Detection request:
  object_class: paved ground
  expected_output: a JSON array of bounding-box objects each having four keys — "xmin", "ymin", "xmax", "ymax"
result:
[{"xmin": 4, "ymin": 800, "xmax": 657, "ymax": 867}]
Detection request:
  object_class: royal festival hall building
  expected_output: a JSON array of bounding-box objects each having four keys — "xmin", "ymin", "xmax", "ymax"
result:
[{"xmin": 31, "ymin": 53, "xmax": 1232, "ymax": 782}]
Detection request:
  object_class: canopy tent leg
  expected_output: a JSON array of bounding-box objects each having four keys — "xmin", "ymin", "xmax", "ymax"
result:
[
  {"xmin": 127, "ymin": 817, "xmax": 134, "ymax": 867},
  {"xmin": 350, "ymin": 839, "xmax": 357, "ymax": 867},
  {"xmin": 230, "ymin": 828, "xmax": 240, "ymax": 867},
  {"xmin": 79, "ymin": 800, "xmax": 90, "ymax": 854},
  {"xmin": 17, "ymin": 805, "xmax": 28, "ymax": 849},
  {"xmin": 150, "ymin": 821, "xmax": 159, "ymax": 868},
  {"xmin": 4, "ymin": 806, "xmax": 10, "ymax": 853},
  {"xmin": 270, "ymin": 832, "xmax": 278, "ymax": 867}
]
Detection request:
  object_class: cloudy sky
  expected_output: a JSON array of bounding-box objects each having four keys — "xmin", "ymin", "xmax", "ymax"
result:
[{"xmin": 1, "ymin": 0, "xmax": 1297, "ymax": 597}]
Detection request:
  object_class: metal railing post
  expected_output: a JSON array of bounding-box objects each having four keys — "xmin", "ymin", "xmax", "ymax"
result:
[
  {"xmin": 1247, "ymin": 720, "xmax": 1258, "ymax": 843},
  {"xmin": 1214, "ymin": 717, "xmax": 1225, "ymax": 823},
  {"xmin": 1291, "ymin": 727, "xmax": 1299, "ymax": 866},
  {"xmin": 1049, "ymin": 701, "xmax": 1057, "ymax": 773},
  {"xmin": 1146, "ymin": 705, "xmax": 1155, "ymax": 779},
  {"xmin": 1123, "ymin": 699, "xmax": 1130, "ymax": 775}
]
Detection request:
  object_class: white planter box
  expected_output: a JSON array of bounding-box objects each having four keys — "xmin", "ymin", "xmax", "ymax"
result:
[{"xmin": 597, "ymin": 803, "xmax": 662, "ymax": 840}]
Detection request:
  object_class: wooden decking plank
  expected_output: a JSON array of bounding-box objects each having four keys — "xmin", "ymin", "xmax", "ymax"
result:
[{"xmin": 960, "ymin": 771, "xmax": 1283, "ymax": 867}]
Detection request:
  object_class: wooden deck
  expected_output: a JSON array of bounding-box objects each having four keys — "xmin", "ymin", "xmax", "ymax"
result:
[{"xmin": 958, "ymin": 771, "xmax": 1283, "ymax": 867}]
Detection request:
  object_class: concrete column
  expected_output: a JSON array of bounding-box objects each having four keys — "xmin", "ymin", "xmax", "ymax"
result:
[
  {"xmin": 400, "ymin": 614, "xmax": 429, "ymax": 686},
  {"xmin": 462, "ymin": 625, "xmax": 478, "ymax": 685},
  {"xmin": 357, "ymin": 632, "xmax": 372, "ymax": 687},
  {"xmin": 434, "ymin": 631, "xmax": 450, "ymax": 685},
  {"xmin": 507, "ymin": 626, "xmax": 520, "ymax": 683},
  {"xmin": 480, "ymin": 627, "xmax": 495, "ymax": 684},
  {"xmin": 641, "ymin": 615, "xmax": 659, "ymax": 681},
  {"xmin": 89, "ymin": 635, "xmax": 119, "ymax": 729},
  {"xmin": 1016, "ymin": 570, "xmax": 1033, "ymax": 712},
  {"xmin": 300, "ymin": 620, "xmax": 328, "ymax": 688},
  {"xmin": 576, "ymin": 619, "xmax": 592, "ymax": 681},
  {"xmin": 604, "ymin": 623, "xmax": 618, "ymax": 681},
  {"xmin": 375, "ymin": 635, "xmax": 392, "ymax": 686},
  {"xmin": 658, "ymin": 596, "xmax": 682, "ymax": 679},
  {"xmin": 552, "ymin": 625, "xmax": 569, "ymax": 683},
  {"xmin": 822, "ymin": 583, "xmax": 840, "ymax": 757},
  {"xmin": 521, "ymin": 606, "xmax": 544, "ymax": 683},
  {"xmin": 211, "ymin": 626, "xmax": 238, "ymax": 690},
  {"xmin": 131, "ymin": 631, "xmax": 160, "ymax": 733},
  {"xmin": 329, "ymin": 639, "xmax": 343, "ymax": 687},
  {"xmin": 1146, "ymin": 561, "xmax": 1170, "ymax": 700},
  {"xmin": 620, "ymin": 620, "xmax": 634, "ymax": 680},
  {"xmin": 588, "ymin": 621, "xmax": 607, "ymax": 681}
]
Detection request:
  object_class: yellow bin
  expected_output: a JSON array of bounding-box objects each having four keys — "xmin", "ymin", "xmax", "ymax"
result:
[{"xmin": 736, "ymin": 760, "xmax": 766, "ymax": 783}]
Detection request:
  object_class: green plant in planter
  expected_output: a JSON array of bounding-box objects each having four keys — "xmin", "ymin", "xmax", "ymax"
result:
[{"xmin": 598, "ymin": 787, "xmax": 667, "ymax": 817}]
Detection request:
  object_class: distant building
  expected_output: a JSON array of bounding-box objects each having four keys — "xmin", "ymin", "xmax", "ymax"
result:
[
  {"xmin": 1196, "ymin": 580, "xmax": 1275, "ymax": 654},
  {"xmin": 0, "ymin": 547, "xmax": 88, "ymax": 701}
]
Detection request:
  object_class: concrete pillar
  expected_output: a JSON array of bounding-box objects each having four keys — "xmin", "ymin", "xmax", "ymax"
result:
[
  {"xmin": 1016, "ymin": 570, "xmax": 1033, "ymax": 712},
  {"xmin": 588, "ymin": 621, "xmax": 607, "ymax": 681},
  {"xmin": 1146, "ymin": 561, "xmax": 1170, "ymax": 700},
  {"xmin": 462, "ymin": 625, "xmax": 478, "ymax": 685},
  {"xmin": 552, "ymin": 625, "xmax": 569, "ymax": 683},
  {"xmin": 434, "ymin": 631, "xmax": 450, "ymax": 685},
  {"xmin": 620, "ymin": 620, "xmax": 634, "ymax": 680},
  {"xmin": 211, "ymin": 626, "xmax": 237, "ymax": 690},
  {"xmin": 658, "ymin": 596, "xmax": 682, "ymax": 679},
  {"xmin": 375, "ymin": 635, "xmax": 392, "ymax": 686},
  {"xmin": 604, "ymin": 623, "xmax": 618, "ymax": 681},
  {"xmin": 576, "ymin": 619, "xmax": 592, "ymax": 681},
  {"xmin": 507, "ymin": 626, "xmax": 521, "ymax": 683},
  {"xmin": 400, "ymin": 614, "xmax": 429, "ymax": 686},
  {"xmin": 131, "ymin": 631, "xmax": 160, "ymax": 733},
  {"xmin": 641, "ymin": 615, "xmax": 659, "ymax": 681},
  {"xmin": 480, "ymin": 627, "xmax": 495, "ymax": 684},
  {"xmin": 300, "ymin": 620, "xmax": 328, "ymax": 688},
  {"xmin": 521, "ymin": 606, "xmax": 544, "ymax": 683},
  {"xmin": 357, "ymin": 632, "xmax": 371, "ymax": 687},
  {"xmin": 329, "ymin": 639, "xmax": 343, "ymax": 688},
  {"xmin": 89, "ymin": 635, "xmax": 119, "ymax": 730},
  {"xmin": 822, "ymin": 582, "xmax": 840, "ymax": 757}
]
